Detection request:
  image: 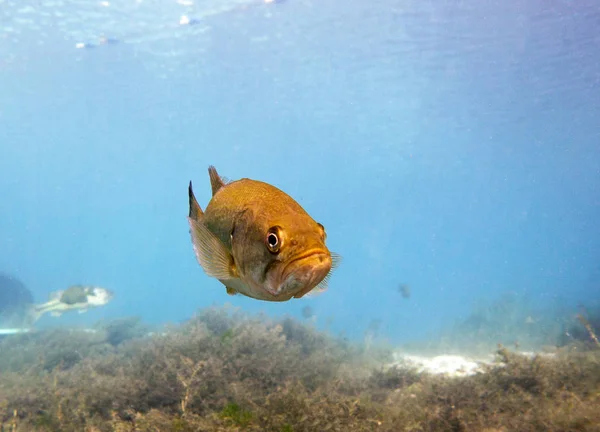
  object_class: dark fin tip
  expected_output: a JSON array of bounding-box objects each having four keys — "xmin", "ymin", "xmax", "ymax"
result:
[{"xmin": 188, "ymin": 180, "xmax": 201, "ymax": 218}]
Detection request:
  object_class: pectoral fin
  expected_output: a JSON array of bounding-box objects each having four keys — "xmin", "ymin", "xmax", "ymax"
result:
[
  {"xmin": 188, "ymin": 217, "xmax": 236, "ymax": 280},
  {"xmin": 301, "ymin": 252, "xmax": 341, "ymax": 298},
  {"xmin": 300, "ymin": 272, "xmax": 333, "ymax": 299}
]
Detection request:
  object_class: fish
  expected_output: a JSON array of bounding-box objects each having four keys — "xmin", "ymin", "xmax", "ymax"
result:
[
  {"xmin": 29, "ymin": 285, "xmax": 113, "ymax": 323},
  {"xmin": 397, "ymin": 283, "xmax": 411, "ymax": 299},
  {"xmin": 188, "ymin": 166, "xmax": 340, "ymax": 302}
]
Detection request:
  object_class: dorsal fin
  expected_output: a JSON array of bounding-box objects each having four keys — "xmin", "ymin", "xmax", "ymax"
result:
[
  {"xmin": 208, "ymin": 165, "xmax": 227, "ymax": 196},
  {"xmin": 188, "ymin": 181, "xmax": 204, "ymax": 219}
]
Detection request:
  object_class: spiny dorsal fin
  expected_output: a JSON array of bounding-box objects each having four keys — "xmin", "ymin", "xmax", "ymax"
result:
[
  {"xmin": 188, "ymin": 181, "xmax": 204, "ymax": 220},
  {"xmin": 208, "ymin": 165, "xmax": 227, "ymax": 196}
]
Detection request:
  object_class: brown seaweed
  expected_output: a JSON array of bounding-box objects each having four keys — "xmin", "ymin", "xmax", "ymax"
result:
[{"xmin": 0, "ymin": 306, "xmax": 599, "ymax": 432}]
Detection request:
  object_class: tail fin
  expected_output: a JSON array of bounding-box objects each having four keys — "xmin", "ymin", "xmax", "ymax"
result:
[
  {"xmin": 22, "ymin": 304, "xmax": 43, "ymax": 327},
  {"xmin": 27, "ymin": 301, "xmax": 57, "ymax": 325}
]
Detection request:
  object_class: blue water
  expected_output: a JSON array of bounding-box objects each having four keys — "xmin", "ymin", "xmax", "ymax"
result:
[{"xmin": 1, "ymin": 0, "xmax": 598, "ymax": 346}]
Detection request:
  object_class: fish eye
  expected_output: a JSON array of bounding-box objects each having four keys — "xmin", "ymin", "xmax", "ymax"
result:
[{"xmin": 266, "ymin": 226, "xmax": 282, "ymax": 253}]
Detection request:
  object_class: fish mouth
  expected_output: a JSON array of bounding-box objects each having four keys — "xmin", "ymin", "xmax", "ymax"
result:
[{"xmin": 268, "ymin": 249, "xmax": 332, "ymax": 297}]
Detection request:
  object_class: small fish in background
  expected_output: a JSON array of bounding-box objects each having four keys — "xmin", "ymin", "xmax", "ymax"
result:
[
  {"xmin": 188, "ymin": 166, "xmax": 340, "ymax": 302},
  {"xmin": 397, "ymin": 283, "xmax": 411, "ymax": 299},
  {"xmin": 29, "ymin": 285, "xmax": 114, "ymax": 324}
]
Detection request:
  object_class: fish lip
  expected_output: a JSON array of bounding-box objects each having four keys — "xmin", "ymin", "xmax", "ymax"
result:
[
  {"xmin": 267, "ymin": 249, "xmax": 331, "ymax": 296},
  {"xmin": 283, "ymin": 249, "xmax": 330, "ymax": 276}
]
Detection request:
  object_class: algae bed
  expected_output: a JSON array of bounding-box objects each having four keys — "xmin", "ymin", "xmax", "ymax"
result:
[{"xmin": 0, "ymin": 307, "xmax": 599, "ymax": 432}]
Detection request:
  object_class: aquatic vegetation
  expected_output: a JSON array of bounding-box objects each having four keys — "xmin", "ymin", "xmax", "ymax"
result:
[
  {"xmin": 220, "ymin": 402, "xmax": 253, "ymax": 427},
  {"xmin": 0, "ymin": 306, "xmax": 598, "ymax": 431},
  {"xmin": 95, "ymin": 316, "xmax": 152, "ymax": 347},
  {"xmin": 559, "ymin": 306, "xmax": 600, "ymax": 349},
  {"xmin": 430, "ymin": 292, "xmax": 572, "ymax": 355},
  {"xmin": 577, "ymin": 312, "xmax": 600, "ymax": 347}
]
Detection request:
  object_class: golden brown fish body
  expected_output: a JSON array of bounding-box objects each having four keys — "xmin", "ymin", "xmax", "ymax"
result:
[{"xmin": 188, "ymin": 166, "xmax": 339, "ymax": 302}]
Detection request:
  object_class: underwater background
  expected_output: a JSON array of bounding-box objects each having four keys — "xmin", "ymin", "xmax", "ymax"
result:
[
  {"xmin": 1, "ymin": 1, "xmax": 600, "ymax": 430},
  {"xmin": 1, "ymin": 0, "xmax": 598, "ymax": 346}
]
